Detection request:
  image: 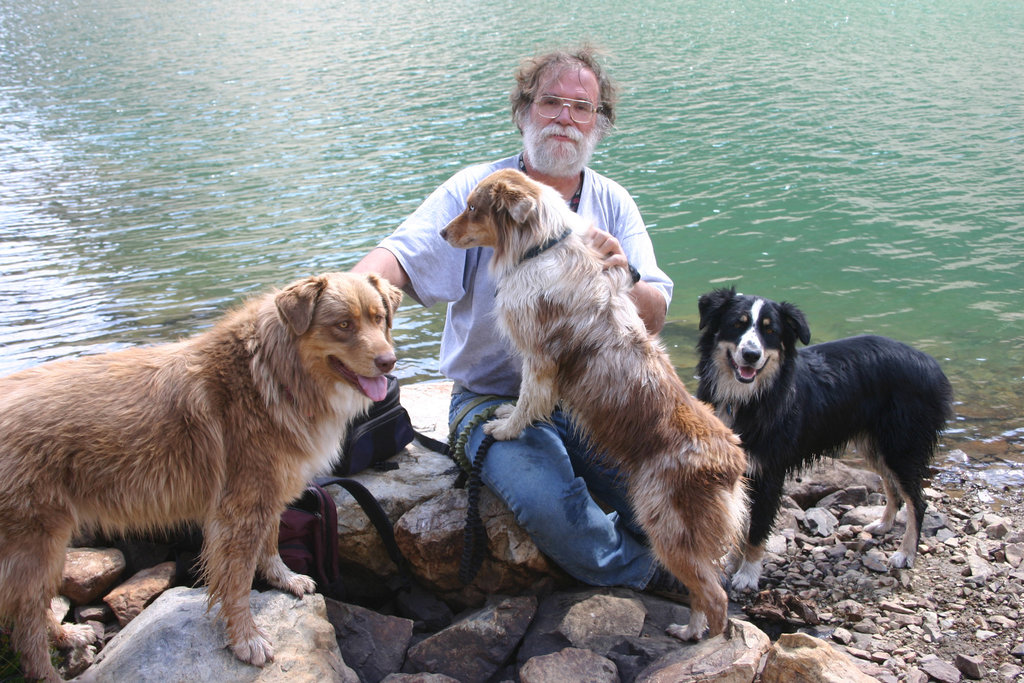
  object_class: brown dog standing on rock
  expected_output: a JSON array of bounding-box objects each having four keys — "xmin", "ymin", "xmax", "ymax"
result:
[
  {"xmin": 0, "ymin": 271, "xmax": 402, "ymax": 682},
  {"xmin": 441, "ymin": 169, "xmax": 748, "ymax": 640}
]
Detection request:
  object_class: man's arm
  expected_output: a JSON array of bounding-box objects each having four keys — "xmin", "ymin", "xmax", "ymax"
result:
[
  {"xmin": 584, "ymin": 227, "xmax": 667, "ymax": 335},
  {"xmin": 353, "ymin": 247, "xmax": 412, "ymax": 293},
  {"xmin": 628, "ymin": 280, "xmax": 668, "ymax": 336}
]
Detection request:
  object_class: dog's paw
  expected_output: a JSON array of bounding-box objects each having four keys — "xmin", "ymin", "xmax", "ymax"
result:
[
  {"xmin": 730, "ymin": 560, "xmax": 762, "ymax": 592},
  {"xmin": 262, "ymin": 555, "xmax": 316, "ymax": 596},
  {"xmin": 494, "ymin": 403, "xmax": 515, "ymax": 419},
  {"xmin": 54, "ymin": 622, "xmax": 98, "ymax": 648},
  {"xmin": 283, "ymin": 572, "xmax": 317, "ymax": 596},
  {"xmin": 666, "ymin": 612, "xmax": 708, "ymax": 642},
  {"xmin": 864, "ymin": 519, "xmax": 893, "ymax": 535},
  {"xmin": 483, "ymin": 416, "xmax": 522, "ymax": 441},
  {"xmin": 888, "ymin": 550, "xmax": 914, "ymax": 569},
  {"xmin": 232, "ymin": 632, "xmax": 274, "ymax": 667}
]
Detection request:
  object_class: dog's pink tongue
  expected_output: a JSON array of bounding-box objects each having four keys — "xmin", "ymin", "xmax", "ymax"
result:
[
  {"xmin": 358, "ymin": 375, "xmax": 388, "ymax": 402},
  {"xmin": 739, "ymin": 366, "xmax": 757, "ymax": 381}
]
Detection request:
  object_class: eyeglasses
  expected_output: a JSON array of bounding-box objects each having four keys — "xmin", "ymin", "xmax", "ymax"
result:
[{"xmin": 533, "ymin": 95, "xmax": 599, "ymax": 124}]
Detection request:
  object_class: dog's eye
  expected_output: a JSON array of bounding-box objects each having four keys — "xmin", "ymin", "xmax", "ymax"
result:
[
  {"xmin": 338, "ymin": 321, "xmax": 350, "ymax": 330},
  {"xmin": 468, "ymin": 204, "xmax": 476, "ymax": 213},
  {"xmin": 375, "ymin": 314, "xmax": 385, "ymax": 326}
]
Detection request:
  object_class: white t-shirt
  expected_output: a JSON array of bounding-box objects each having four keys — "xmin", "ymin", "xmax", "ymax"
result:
[{"xmin": 380, "ymin": 155, "xmax": 674, "ymax": 396}]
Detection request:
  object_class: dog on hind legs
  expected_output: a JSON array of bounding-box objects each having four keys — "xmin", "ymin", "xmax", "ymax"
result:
[
  {"xmin": 0, "ymin": 271, "xmax": 402, "ymax": 682},
  {"xmin": 695, "ymin": 287, "xmax": 953, "ymax": 592},
  {"xmin": 440, "ymin": 168, "xmax": 748, "ymax": 641}
]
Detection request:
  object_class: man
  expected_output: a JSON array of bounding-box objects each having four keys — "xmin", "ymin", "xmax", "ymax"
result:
[{"xmin": 354, "ymin": 46, "xmax": 680, "ymax": 592}]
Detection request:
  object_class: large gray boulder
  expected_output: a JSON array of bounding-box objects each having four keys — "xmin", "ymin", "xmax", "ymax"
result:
[{"xmin": 80, "ymin": 587, "xmax": 355, "ymax": 682}]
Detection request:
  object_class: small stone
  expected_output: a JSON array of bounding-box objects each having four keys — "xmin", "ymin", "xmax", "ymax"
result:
[
  {"xmin": 862, "ymin": 553, "xmax": 889, "ymax": 573},
  {"xmin": 983, "ymin": 524, "xmax": 1007, "ymax": 540},
  {"xmin": 852, "ymin": 619, "xmax": 879, "ymax": 634},
  {"xmin": 803, "ymin": 507, "xmax": 840, "ymax": 537},
  {"xmin": 998, "ymin": 662, "xmax": 1023, "ymax": 679},
  {"xmin": 904, "ymin": 668, "xmax": 930, "ymax": 683},
  {"xmin": 919, "ymin": 656, "xmax": 962, "ymax": 683},
  {"xmin": 954, "ymin": 653, "xmax": 984, "ymax": 679},
  {"xmin": 879, "ymin": 600, "xmax": 914, "ymax": 615},
  {"xmin": 1004, "ymin": 542, "xmax": 1024, "ymax": 568},
  {"xmin": 831, "ymin": 627, "xmax": 853, "ymax": 645}
]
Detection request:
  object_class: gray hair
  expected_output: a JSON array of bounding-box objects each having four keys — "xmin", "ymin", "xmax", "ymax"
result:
[{"xmin": 510, "ymin": 45, "xmax": 618, "ymax": 138}]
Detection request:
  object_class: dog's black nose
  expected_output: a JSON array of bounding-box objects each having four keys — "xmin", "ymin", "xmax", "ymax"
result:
[{"xmin": 742, "ymin": 349, "xmax": 761, "ymax": 364}]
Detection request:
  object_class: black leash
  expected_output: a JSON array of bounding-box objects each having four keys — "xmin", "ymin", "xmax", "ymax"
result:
[{"xmin": 459, "ymin": 433, "xmax": 496, "ymax": 585}]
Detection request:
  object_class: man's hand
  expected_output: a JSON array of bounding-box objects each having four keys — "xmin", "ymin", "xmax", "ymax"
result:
[
  {"xmin": 584, "ymin": 225, "xmax": 629, "ymax": 271},
  {"xmin": 583, "ymin": 225, "xmax": 666, "ymax": 335}
]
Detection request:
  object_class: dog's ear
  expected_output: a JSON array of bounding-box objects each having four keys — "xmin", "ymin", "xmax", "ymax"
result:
[
  {"xmin": 276, "ymin": 275, "xmax": 329, "ymax": 335},
  {"xmin": 779, "ymin": 301, "xmax": 811, "ymax": 346},
  {"xmin": 697, "ymin": 287, "xmax": 736, "ymax": 331},
  {"xmin": 492, "ymin": 180, "xmax": 536, "ymax": 224},
  {"xmin": 365, "ymin": 272, "xmax": 403, "ymax": 329}
]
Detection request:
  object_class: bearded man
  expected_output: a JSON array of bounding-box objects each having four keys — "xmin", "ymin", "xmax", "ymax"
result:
[{"xmin": 354, "ymin": 46, "xmax": 683, "ymax": 594}]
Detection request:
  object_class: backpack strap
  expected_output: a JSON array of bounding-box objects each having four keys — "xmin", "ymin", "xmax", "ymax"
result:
[
  {"xmin": 313, "ymin": 476, "xmax": 412, "ymax": 588},
  {"xmin": 412, "ymin": 429, "xmax": 449, "ymax": 455}
]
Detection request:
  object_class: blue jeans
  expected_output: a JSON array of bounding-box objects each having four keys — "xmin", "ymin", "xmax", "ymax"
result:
[{"xmin": 449, "ymin": 389, "xmax": 658, "ymax": 588}]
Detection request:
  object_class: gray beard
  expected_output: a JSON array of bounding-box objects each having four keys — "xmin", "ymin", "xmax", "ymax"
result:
[{"xmin": 522, "ymin": 120, "xmax": 599, "ymax": 178}]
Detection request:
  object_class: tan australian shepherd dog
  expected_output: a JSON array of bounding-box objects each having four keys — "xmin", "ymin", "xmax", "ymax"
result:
[
  {"xmin": 440, "ymin": 169, "xmax": 748, "ymax": 640},
  {"xmin": 0, "ymin": 272, "xmax": 402, "ymax": 682}
]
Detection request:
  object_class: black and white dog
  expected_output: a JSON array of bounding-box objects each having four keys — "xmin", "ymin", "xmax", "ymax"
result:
[{"xmin": 696, "ymin": 288, "xmax": 953, "ymax": 591}]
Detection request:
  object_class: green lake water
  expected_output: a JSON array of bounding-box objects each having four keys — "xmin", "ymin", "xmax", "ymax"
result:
[{"xmin": 2, "ymin": 0, "xmax": 1022, "ymax": 480}]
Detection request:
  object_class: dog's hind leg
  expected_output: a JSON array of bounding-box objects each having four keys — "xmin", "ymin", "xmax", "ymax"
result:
[
  {"xmin": 864, "ymin": 444, "xmax": 926, "ymax": 569},
  {"xmin": 2, "ymin": 518, "xmax": 93, "ymax": 683},
  {"xmin": 889, "ymin": 494, "xmax": 921, "ymax": 569},
  {"xmin": 864, "ymin": 471, "xmax": 901, "ymax": 536},
  {"xmin": 662, "ymin": 555, "xmax": 729, "ymax": 641}
]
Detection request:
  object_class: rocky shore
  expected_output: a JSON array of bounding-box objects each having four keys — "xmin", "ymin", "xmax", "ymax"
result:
[{"xmin": 13, "ymin": 381, "xmax": 1024, "ymax": 682}]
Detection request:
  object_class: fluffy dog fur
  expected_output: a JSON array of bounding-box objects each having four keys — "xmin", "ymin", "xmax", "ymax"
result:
[
  {"xmin": 0, "ymin": 272, "xmax": 402, "ymax": 682},
  {"xmin": 696, "ymin": 287, "xmax": 953, "ymax": 592},
  {"xmin": 440, "ymin": 169, "xmax": 748, "ymax": 640}
]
